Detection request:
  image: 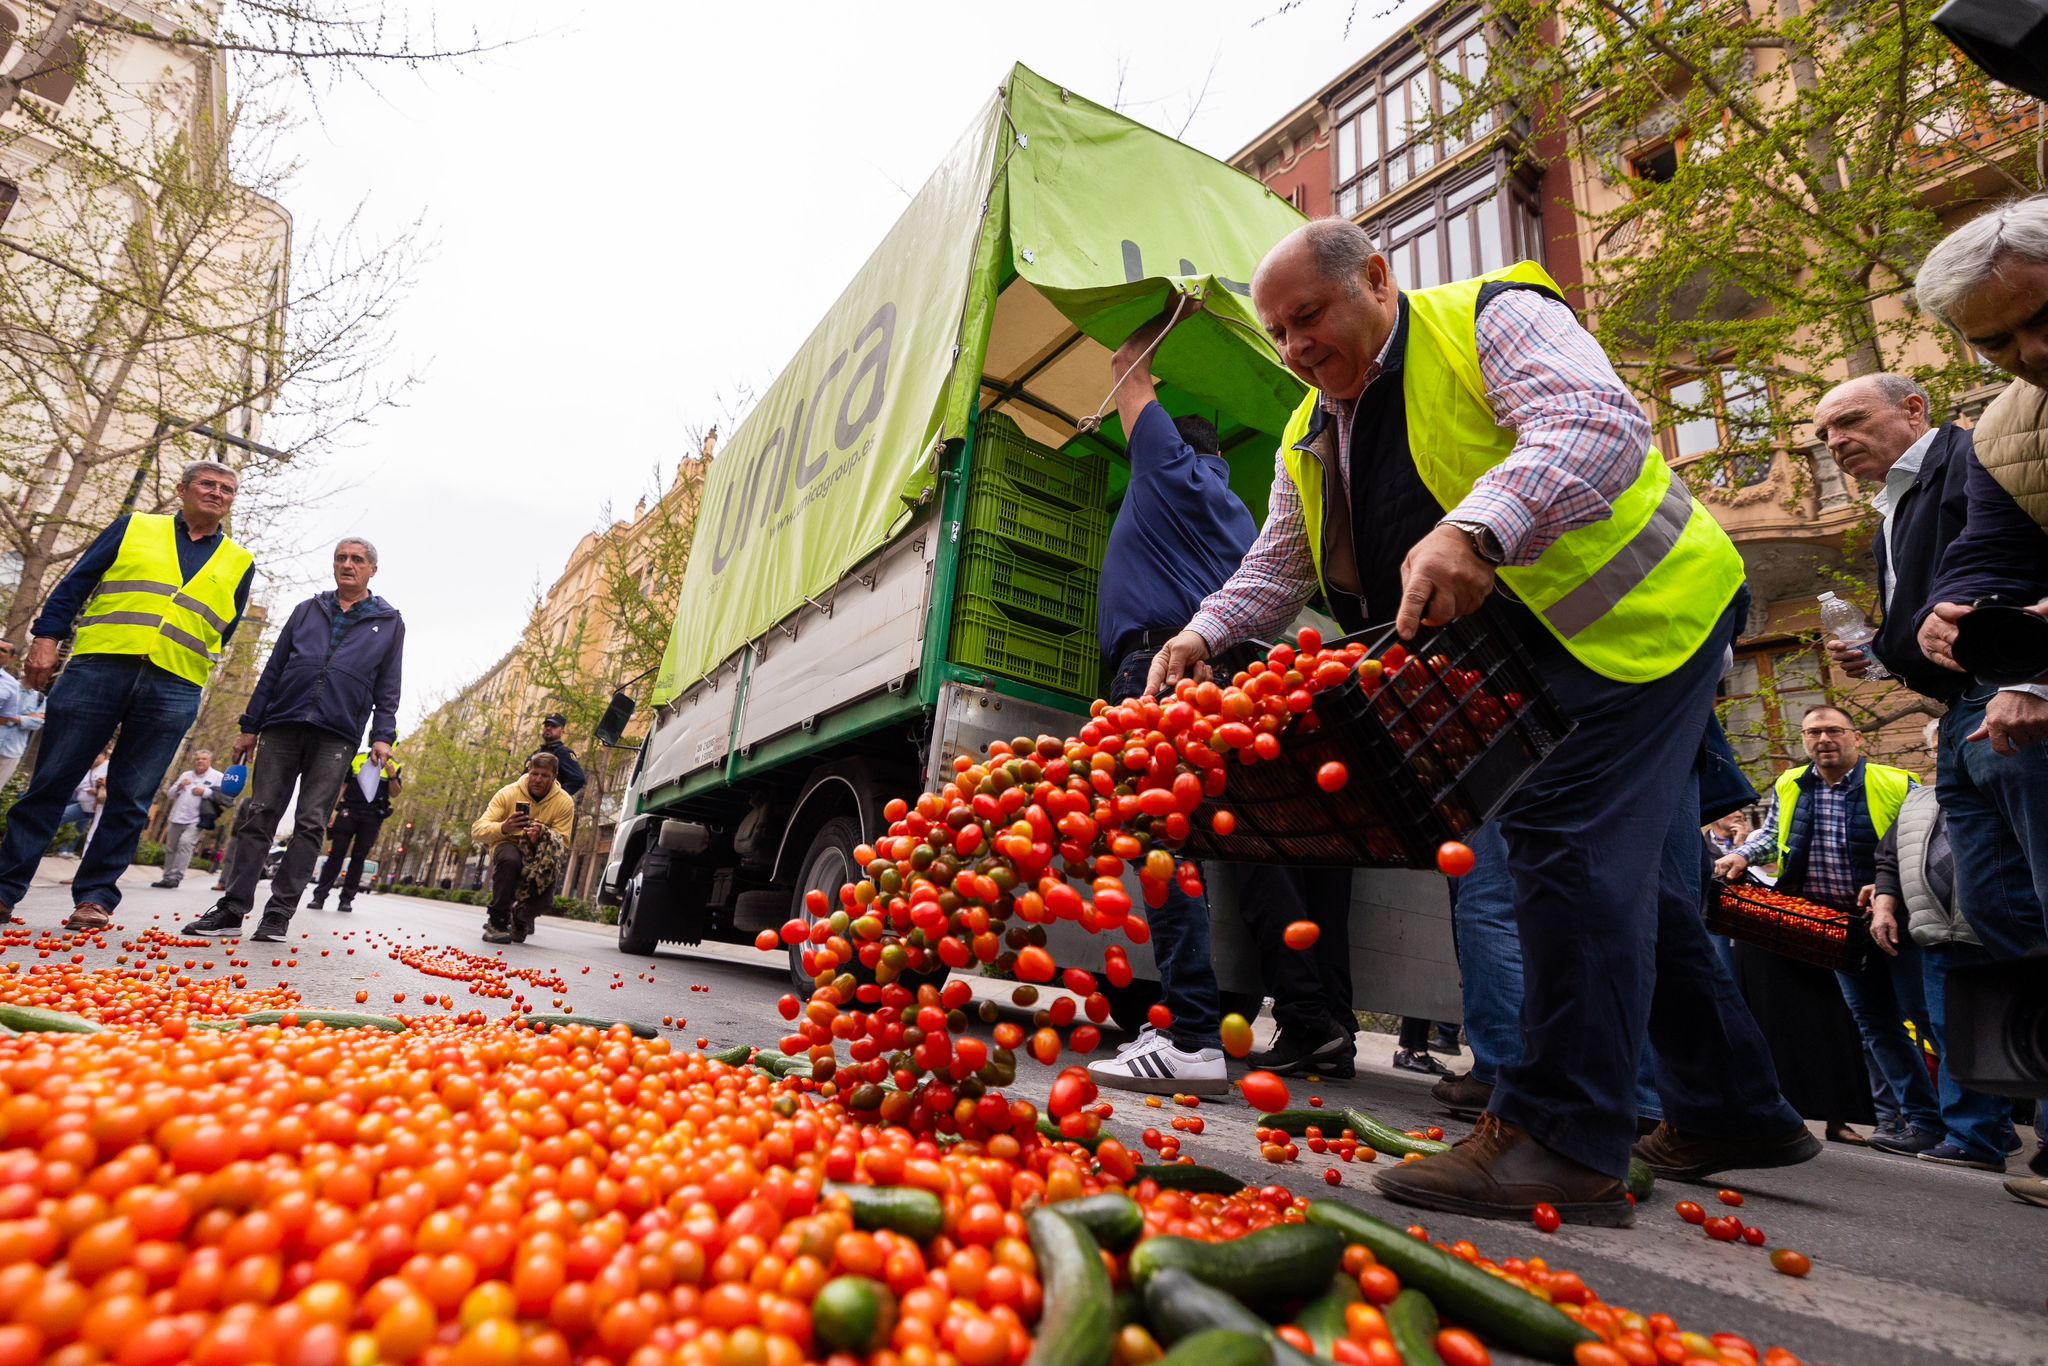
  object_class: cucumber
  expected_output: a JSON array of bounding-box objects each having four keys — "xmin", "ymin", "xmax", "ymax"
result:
[
  {"xmin": 754, "ymin": 1051, "xmax": 813, "ymax": 1078},
  {"xmin": 0, "ymin": 1005, "xmax": 101, "ymax": 1034},
  {"xmin": 1140, "ymin": 1269, "xmax": 1323, "ymax": 1366},
  {"xmin": 527, "ymin": 1014, "xmax": 659, "ymax": 1038},
  {"xmin": 1626, "ymin": 1156, "xmax": 1655, "ymax": 1202},
  {"xmin": 1134, "ymin": 1163, "xmax": 1243, "ymax": 1194},
  {"xmin": 215, "ymin": 1010, "xmax": 406, "ymax": 1032},
  {"xmin": 1047, "ymin": 1192, "xmax": 1144, "ymax": 1251},
  {"xmin": 1290, "ymin": 1274, "xmax": 1361, "ymax": 1357},
  {"xmin": 1259, "ymin": 1107, "xmax": 1450, "ymax": 1159},
  {"xmin": 1154, "ymin": 1328, "xmax": 1271, "ymax": 1366},
  {"xmin": 1385, "ymin": 1288, "xmax": 1445, "ymax": 1366},
  {"xmin": 812, "ymin": 1275, "xmax": 894, "ymax": 1352},
  {"xmin": 1025, "ymin": 1207, "xmax": 1114, "ymax": 1366},
  {"xmin": 1037, "ymin": 1114, "xmax": 1104, "ymax": 1151},
  {"xmin": 1305, "ymin": 1201, "xmax": 1597, "ymax": 1363},
  {"xmin": 706, "ymin": 1043, "xmax": 753, "ymax": 1066},
  {"xmin": 1129, "ymin": 1223, "xmax": 1345, "ymax": 1308},
  {"xmin": 825, "ymin": 1183, "xmax": 945, "ymax": 1241}
]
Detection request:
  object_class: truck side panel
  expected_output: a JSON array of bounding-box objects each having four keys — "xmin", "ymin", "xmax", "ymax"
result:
[{"xmin": 640, "ymin": 658, "xmax": 744, "ymax": 799}]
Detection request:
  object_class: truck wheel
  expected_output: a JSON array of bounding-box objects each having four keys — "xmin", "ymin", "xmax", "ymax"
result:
[
  {"xmin": 617, "ymin": 873, "xmax": 659, "ymax": 957},
  {"xmin": 788, "ymin": 816, "xmax": 948, "ymax": 997}
]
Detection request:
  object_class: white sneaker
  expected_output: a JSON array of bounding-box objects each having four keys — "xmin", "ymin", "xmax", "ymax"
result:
[
  {"xmin": 1113, "ymin": 1026, "xmax": 1161, "ymax": 1058},
  {"xmin": 1087, "ymin": 1031, "xmax": 1228, "ymax": 1095}
]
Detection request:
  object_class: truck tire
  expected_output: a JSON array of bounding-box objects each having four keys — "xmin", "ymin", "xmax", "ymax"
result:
[
  {"xmin": 787, "ymin": 816, "xmax": 948, "ymax": 998},
  {"xmin": 617, "ymin": 873, "xmax": 659, "ymax": 956}
]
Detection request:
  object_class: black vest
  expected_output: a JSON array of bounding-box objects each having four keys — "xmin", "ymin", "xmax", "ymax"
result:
[{"xmin": 1777, "ymin": 764, "xmax": 1881, "ymax": 903}]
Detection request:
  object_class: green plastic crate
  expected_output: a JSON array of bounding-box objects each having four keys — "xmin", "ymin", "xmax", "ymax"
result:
[
  {"xmin": 963, "ymin": 481, "xmax": 1110, "ymax": 567},
  {"xmin": 949, "ymin": 600, "xmax": 1102, "ymax": 698},
  {"xmin": 956, "ymin": 532, "xmax": 1098, "ymax": 633},
  {"xmin": 973, "ymin": 412, "xmax": 1108, "ymax": 510}
]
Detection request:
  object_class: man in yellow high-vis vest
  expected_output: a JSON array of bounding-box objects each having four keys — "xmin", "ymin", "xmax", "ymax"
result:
[
  {"xmin": 1146, "ymin": 221, "xmax": 1810, "ymax": 1225},
  {"xmin": 0, "ymin": 460, "xmax": 254, "ymax": 933}
]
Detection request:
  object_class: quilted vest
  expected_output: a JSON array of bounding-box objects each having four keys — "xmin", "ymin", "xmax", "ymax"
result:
[
  {"xmin": 1970, "ymin": 379, "xmax": 2048, "ymax": 532},
  {"xmin": 1895, "ymin": 785, "xmax": 1975, "ymax": 948}
]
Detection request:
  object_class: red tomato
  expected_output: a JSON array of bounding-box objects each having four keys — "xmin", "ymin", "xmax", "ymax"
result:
[
  {"xmin": 1282, "ymin": 920, "xmax": 1321, "ymax": 951},
  {"xmin": 1315, "ymin": 761, "xmax": 1348, "ymax": 792},
  {"xmin": 1769, "ymin": 1248, "xmax": 1811, "ymax": 1277},
  {"xmin": 1436, "ymin": 841, "xmax": 1476, "ymax": 877},
  {"xmin": 1716, "ymin": 1188, "xmax": 1744, "ymax": 1207},
  {"xmin": 1436, "ymin": 1327, "xmax": 1493, "ymax": 1366},
  {"xmin": 1531, "ymin": 1202, "xmax": 1561, "ymax": 1233},
  {"xmin": 1146, "ymin": 1003, "xmax": 1174, "ymax": 1031},
  {"xmin": 1239, "ymin": 1070, "xmax": 1290, "ymax": 1113},
  {"xmin": 1674, "ymin": 1201, "xmax": 1705, "ymax": 1225},
  {"xmin": 1210, "ymin": 810, "xmax": 1237, "ymax": 836}
]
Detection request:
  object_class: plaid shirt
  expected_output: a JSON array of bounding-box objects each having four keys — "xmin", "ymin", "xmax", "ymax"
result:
[
  {"xmin": 1186, "ymin": 286, "xmax": 1654, "ymax": 649},
  {"xmin": 1734, "ymin": 762, "xmax": 1866, "ymax": 907}
]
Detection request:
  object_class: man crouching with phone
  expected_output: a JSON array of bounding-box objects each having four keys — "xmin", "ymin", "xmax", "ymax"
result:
[{"xmin": 472, "ymin": 752, "xmax": 575, "ymax": 944}]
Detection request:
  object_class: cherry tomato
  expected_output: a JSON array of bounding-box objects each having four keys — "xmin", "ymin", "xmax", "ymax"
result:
[
  {"xmin": 1315, "ymin": 761, "xmax": 1349, "ymax": 792},
  {"xmin": 1218, "ymin": 1013, "xmax": 1254, "ymax": 1059},
  {"xmin": 1282, "ymin": 920, "xmax": 1321, "ymax": 951},
  {"xmin": 1531, "ymin": 1202, "xmax": 1561, "ymax": 1233},
  {"xmin": 1769, "ymin": 1248, "xmax": 1811, "ymax": 1277},
  {"xmin": 1716, "ymin": 1188, "xmax": 1744, "ymax": 1206},
  {"xmin": 1239, "ymin": 1070, "xmax": 1290, "ymax": 1113},
  {"xmin": 1436, "ymin": 841, "xmax": 1476, "ymax": 877}
]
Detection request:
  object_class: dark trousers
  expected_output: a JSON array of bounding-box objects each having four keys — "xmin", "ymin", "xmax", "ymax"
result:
[
  {"xmin": 314, "ymin": 808, "xmax": 383, "ymax": 905},
  {"xmin": 0, "ymin": 655, "xmax": 201, "ymax": 912},
  {"xmin": 1490, "ymin": 596, "xmax": 1800, "ymax": 1176},
  {"xmin": 1241, "ymin": 865, "xmax": 1356, "ymax": 1037},
  {"xmin": 487, "ymin": 841, "xmax": 545, "ymax": 934},
  {"xmin": 220, "ymin": 724, "xmax": 357, "ymax": 920}
]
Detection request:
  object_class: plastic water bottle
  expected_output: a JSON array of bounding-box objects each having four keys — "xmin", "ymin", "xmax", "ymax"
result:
[{"xmin": 1817, "ymin": 592, "xmax": 1890, "ymax": 680}]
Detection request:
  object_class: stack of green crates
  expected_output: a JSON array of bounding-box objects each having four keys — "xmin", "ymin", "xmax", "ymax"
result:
[{"xmin": 949, "ymin": 412, "xmax": 1110, "ymax": 698}]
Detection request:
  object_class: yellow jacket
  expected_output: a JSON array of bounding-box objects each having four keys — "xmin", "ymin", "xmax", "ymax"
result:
[{"xmin": 472, "ymin": 776, "xmax": 575, "ymax": 849}]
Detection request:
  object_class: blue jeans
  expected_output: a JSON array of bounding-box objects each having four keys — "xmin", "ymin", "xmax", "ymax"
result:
[
  {"xmin": 0, "ymin": 655, "xmax": 201, "ymax": 913},
  {"xmin": 1921, "ymin": 941, "xmax": 2016, "ymax": 1162},
  {"xmin": 1448, "ymin": 821, "xmax": 1521, "ymax": 1086},
  {"xmin": 1491, "ymin": 596, "xmax": 1799, "ymax": 1177},
  {"xmin": 1939, "ymin": 688, "xmax": 2048, "ymax": 959},
  {"xmin": 1112, "ymin": 647, "xmax": 1221, "ymax": 1051},
  {"xmin": 1835, "ymin": 945, "xmax": 1941, "ymax": 1136}
]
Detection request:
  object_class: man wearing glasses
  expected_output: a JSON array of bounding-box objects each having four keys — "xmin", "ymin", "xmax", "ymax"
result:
[{"xmin": 1716, "ymin": 707, "xmax": 1936, "ymax": 1150}]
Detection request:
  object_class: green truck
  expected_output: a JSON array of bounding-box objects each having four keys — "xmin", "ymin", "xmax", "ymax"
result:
[{"xmin": 597, "ymin": 65, "xmax": 1464, "ymax": 1027}]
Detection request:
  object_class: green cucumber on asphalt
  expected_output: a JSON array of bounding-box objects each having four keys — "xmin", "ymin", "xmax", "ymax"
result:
[
  {"xmin": 1385, "ymin": 1288, "xmax": 1446, "ymax": 1366},
  {"xmin": 1139, "ymin": 1269, "xmax": 1324, "ymax": 1366},
  {"xmin": 1025, "ymin": 1207, "xmax": 1114, "ymax": 1366},
  {"xmin": 705, "ymin": 1043, "xmax": 753, "ymax": 1066},
  {"xmin": 0, "ymin": 1005, "xmax": 102, "ymax": 1034},
  {"xmin": 527, "ymin": 1013, "xmax": 659, "ymax": 1038},
  {"xmin": 1046, "ymin": 1193, "xmax": 1143, "ymax": 1251},
  {"xmin": 754, "ymin": 1051, "xmax": 814, "ymax": 1078},
  {"xmin": 1134, "ymin": 1163, "xmax": 1243, "ymax": 1193},
  {"xmin": 824, "ymin": 1183, "xmax": 945, "ymax": 1241},
  {"xmin": 1259, "ymin": 1107, "xmax": 1449, "ymax": 1158},
  {"xmin": 1037, "ymin": 1114, "xmax": 1104, "ymax": 1151},
  {"xmin": 1305, "ymin": 1200, "xmax": 1597, "ymax": 1362},
  {"xmin": 1153, "ymin": 1328, "xmax": 1271, "ymax": 1366},
  {"xmin": 1625, "ymin": 1156, "xmax": 1655, "ymax": 1202},
  {"xmin": 1290, "ymin": 1273, "xmax": 1361, "ymax": 1356},
  {"xmin": 207, "ymin": 1010, "xmax": 406, "ymax": 1032},
  {"xmin": 1129, "ymin": 1223, "xmax": 1345, "ymax": 1308}
]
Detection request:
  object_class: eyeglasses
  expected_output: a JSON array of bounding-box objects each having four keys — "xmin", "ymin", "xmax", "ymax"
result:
[{"xmin": 1801, "ymin": 726, "xmax": 1851, "ymax": 739}]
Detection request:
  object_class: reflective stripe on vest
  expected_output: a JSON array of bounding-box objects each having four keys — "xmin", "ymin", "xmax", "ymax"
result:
[
  {"xmin": 1276, "ymin": 261, "xmax": 1746, "ymax": 684},
  {"xmin": 1772, "ymin": 761, "xmax": 1916, "ymax": 861},
  {"xmin": 73, "ymin": 514, "xmax": 252, "ymax": 686}
]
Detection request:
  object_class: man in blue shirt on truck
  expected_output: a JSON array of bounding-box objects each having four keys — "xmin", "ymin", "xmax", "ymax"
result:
[{"xmin": 1087, "ymin": 310, "xmax": 1358, "ymax": 1094}]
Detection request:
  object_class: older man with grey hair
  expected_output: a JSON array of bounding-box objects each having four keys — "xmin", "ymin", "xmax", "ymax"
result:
[
  {"xmin": 185, "ymin": 535, "xmax": 405, "ymax": 942},
  {"xmin": 1907, "ymin": 196, "xmax": 2048, "ymax": 1207},
  {"xmin": 0, "ymin": 459, "xmax": 254, "ymax": 931}
]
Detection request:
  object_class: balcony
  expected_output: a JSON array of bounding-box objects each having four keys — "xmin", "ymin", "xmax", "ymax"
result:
[
  {"xmin": 1678, "ymin": 444, "xmax": 1872, "ymax": 602},
  {"xmin": 1591, "ymin": 205, "xmax": 1765, "ymax": 330}
]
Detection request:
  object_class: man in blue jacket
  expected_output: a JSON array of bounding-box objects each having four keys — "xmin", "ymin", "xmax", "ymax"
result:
[{"xmin": 185, "ymin": 537, "xmax": 404, "ymax": 942}]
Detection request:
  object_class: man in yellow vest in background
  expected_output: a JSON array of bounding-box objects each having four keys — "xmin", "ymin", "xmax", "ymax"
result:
[
  {"xmin": 0, "ymin": 459, "xmax": 254, "ymax": 932},
  {"xmin": 1147, "ymin": 220, "xmax": 1810, "ymax": 1225}
]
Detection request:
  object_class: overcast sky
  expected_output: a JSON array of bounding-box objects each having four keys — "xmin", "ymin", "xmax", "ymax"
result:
[{"xmin": 259, "ymin": 0, "xmax": 1433, "ymax": 729}]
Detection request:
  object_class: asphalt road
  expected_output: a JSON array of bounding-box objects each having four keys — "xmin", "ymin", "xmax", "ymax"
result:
[{"xmin": 12, "ymin": 867, "xmax": 2046, "ymax": 1365}]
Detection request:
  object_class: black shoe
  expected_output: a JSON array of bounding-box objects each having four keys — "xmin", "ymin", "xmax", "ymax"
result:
[
  {"xmin": 482, "ymin": 927, "xmax": 513, "ymax": 944},
  {"xmin": 183, "ymin": 904, "xmax": 245, "ymax": 937},
  {"xmin": 1249, "ymin": 1025, "xmax": 1352, "ymax": 1077},
  {"xmin": 336, "ymin": 901, "xmax": 353, "ymax": 914},
  {"xmin": 2031, "ymin": 1144, "xmax": 2048, "ymax": 1178},
  {"xmin": 307, "ymin": 897, "xmax": 326, "ymax": 911},
  {"xmin": 511, "ymin": 926, "xmax": 528, "ymax": 943},
  {"xmin": 248, "ymin": 911, "xmax": 291, "ymax": 943},
  {"xmin": 1392, "ymin": 1048, "xmax": 1452, "ymax": 1078},
  {"xmin": 149, "ymin": 879, "xmax": 178, "ymax": 889},
  {"xmin": 1869, "ymin": 1126, "xmax": 1944, "ymax": 1157},
  {"xmin": 1429, "ymin": 1026, "xmax": 1463, "ymax": 1055}
]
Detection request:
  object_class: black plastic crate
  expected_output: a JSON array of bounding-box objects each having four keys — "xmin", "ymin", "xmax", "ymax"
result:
[
  {"xmin": 1180, "ymin": 599, "xmax": 1575, "ymax": 869},
  {"xmin": 1706, "ymin": 879, "xmax": 1872, "ymax": 972}
]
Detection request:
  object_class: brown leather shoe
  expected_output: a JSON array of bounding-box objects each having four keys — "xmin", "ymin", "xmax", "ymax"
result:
[
  {"xmin": 1372, "ymin": 1113, "xmax": 1634, "ymax": 1227},
  {"xmin": 62, "ymin": 903, "xmax": 111, "ymax": 932},
  {"xmin": 1430, "ymin": 1070, "xmax": 1494, "ymax": 1119},
  {"xmin": 1632, "ymin": 1121, "xmax": 1822, "ymax": 1181}
]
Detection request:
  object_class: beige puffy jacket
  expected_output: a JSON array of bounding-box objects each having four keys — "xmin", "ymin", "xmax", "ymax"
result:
[{"xmin": 1970, "ymin": 379, "xmax": 2048, "ymax": 533}]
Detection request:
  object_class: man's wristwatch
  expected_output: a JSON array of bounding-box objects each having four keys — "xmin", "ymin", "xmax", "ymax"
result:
[{"xmin": 1441, "ymin": 519, "xmax": 1506, "ymax": 566}]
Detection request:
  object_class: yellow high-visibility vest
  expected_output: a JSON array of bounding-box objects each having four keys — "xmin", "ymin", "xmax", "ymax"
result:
[
  {"xmin": 1277, "ymin": 261, "xmax": 1744, "ymax": 684},
  {"xmin": 73, "ymin": 514, "xmax": 252, "ymax": 686}
]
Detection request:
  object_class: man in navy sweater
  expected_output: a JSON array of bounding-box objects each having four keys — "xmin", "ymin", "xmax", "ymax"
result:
[{"xmin": 185, "ymin": 537, "xmax": 404, "ymax": 942}]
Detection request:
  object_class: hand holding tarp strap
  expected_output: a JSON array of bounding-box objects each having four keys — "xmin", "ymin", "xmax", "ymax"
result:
[{"xmin": 1075, "ymin": 291, "xmax": 1197, "ymax": 435}]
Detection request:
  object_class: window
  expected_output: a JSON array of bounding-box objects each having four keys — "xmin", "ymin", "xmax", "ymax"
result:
[
  {"xmin": 1330, "ymin": 19, "xmax": 1498, "ymax": 219},
  {"xmin": 1719, "ymin": 644, "xmax": 1830, "ymax": 775},
  {"xmin": 1369, "ymin": 171, "xmax": 1542, "ymax": 289},
  {"xmin": 1631, "ymin": 142, "xmax": 1680, "ymax": 184},
  {"xmin": 1660, "ymin": 368, "xmax": 1781, "ymax": 488},
  {"xmin": 22, "ymin": 31, "xmax": 84, "ymax": 107},
  {"xmin": 0, "ymin": 180, "xmax": 16, "ymax": 231}
]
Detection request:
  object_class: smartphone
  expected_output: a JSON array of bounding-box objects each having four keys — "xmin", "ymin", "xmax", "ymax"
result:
[{"xmin": 514, "ymin": 802, "xmax": 531, "ymax": 815}]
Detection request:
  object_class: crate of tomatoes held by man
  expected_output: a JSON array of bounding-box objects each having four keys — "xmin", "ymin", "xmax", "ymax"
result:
[{"xmin": 1706, "ymin": 877, "xmax": 1873, "ymax": 973}]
